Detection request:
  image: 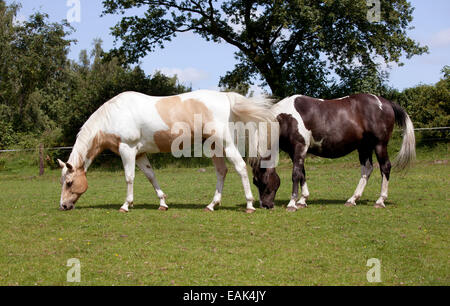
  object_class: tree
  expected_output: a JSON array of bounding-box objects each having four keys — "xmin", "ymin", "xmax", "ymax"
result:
[
  {"xmin": 442, "ymin": 65, "xmax": 450, "ymax": 80},
  {"xmin": 59, "ymin": 40, "xmax": 191, "ymax": 144},
  {"xmin": 392, "ymin": 66, "xmax": 449, "ymax": 141},
  {"xmin": 330, "ymin": 63, "xmax": 391, "ymax": 98},
  {"xmin": 0, "ymin": 1, "xmax": 190, "ymax": 150},
  {"xmin": 102, "ymin": 0, "xmax": 427, "ymax": 97},
  {"xmin": 0, "ymin": 1, "xmax": 74, "ymax": 133}
]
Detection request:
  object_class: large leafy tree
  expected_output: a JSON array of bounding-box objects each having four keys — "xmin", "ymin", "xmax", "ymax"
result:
[
  {"xmin": 102, "ymin": 0, "xmax": 427, "ymax": 97},
  {"xmin": 396, "ymin": 66, "xmax": 449, "ymax": 132},
  {"xmin": 0, "ymin": 1, "xmax": 74, "ymax": 132}
]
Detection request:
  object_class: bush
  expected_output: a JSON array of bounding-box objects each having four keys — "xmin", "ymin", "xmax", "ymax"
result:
[{"xmin": 0, "ymin": 121, "xmax": 16, "ymax": 149}]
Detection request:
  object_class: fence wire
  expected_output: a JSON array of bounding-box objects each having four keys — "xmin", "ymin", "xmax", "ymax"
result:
[{"xmin": 0, "ymin": 127, "xmax": 449, "ymax": 153}]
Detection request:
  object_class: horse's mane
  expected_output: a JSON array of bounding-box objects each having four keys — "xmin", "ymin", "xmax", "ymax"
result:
[{"xmin": 68, "ymin": 97, "xmax": 119, "ymax": 167}]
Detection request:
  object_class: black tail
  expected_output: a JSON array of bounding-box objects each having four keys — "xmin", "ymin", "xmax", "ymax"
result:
[{"xmin": 390, "ymin": 101, "xmax": 407, "ymax": 127}]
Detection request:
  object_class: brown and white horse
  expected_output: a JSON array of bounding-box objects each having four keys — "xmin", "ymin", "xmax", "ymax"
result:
[
  {"xmin": 57, "ymin": 90, "xmax": 275, "ymax": 213},
  {"xmin": 251, "ymin": 93, "xmax": 416, "ymax": 211}
]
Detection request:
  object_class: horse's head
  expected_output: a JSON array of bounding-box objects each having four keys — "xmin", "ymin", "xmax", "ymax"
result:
[
  {"xmin": 57, "ymin": 159, "xmax": 88, "ymax": 211},
  {"xmin": 251, "ymin": 160, "xmax": 280, "ymax": 209}
]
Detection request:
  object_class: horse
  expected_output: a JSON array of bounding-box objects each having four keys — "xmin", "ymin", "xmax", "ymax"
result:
[
  {"xmin": 251, "ymin": 93, "xmax": 416, "ymax": 211},
  {"xmin": 57, "ymin": 90, "xmax": 275, "ymax": 213}
]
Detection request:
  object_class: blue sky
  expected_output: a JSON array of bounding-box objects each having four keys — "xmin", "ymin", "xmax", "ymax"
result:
[{"xmin": 9, "ymin": 0, "xmax": 450, "ymax": 96}]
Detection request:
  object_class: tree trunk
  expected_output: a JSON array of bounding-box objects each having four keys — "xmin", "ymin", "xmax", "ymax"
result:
[{"xmin": 265, "ymin": 73, "xmax": 287, "ymax": 98}]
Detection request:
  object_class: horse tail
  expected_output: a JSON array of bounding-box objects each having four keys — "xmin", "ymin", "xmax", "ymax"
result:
[
  {"xmin": 389, "ymin": 100, "xmax": 416, "ymax": 171},
  {"xmin": 226, "ymin": 92, "xmax": 277, "ymax": 164},
  {"xmin": 227, "ymin": 92, "xmax": 275, "ymax": 124}
]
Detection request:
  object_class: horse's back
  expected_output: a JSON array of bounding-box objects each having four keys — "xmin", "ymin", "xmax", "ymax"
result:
[
  {"xmin": 273, "ymin": 93, "xmax": 396, "ymax": 158},
  {"xmin": 100, "ymin": 90, "xmax": 233, "ymax": 153},
  {"xmin": 293, "ymin": 93, "xmax": 395, "ymax": 134},
  {"xmin": 110, "ymin": 90, "xmax": 231, "ymax": 122}
]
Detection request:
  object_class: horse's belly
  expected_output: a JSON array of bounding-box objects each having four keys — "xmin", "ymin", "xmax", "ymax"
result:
[{"xmin": 308, "ymin": 137, "xmax": 358, "ymax": 158}]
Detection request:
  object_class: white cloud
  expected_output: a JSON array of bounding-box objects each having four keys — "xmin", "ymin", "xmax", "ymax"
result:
[
  {"xmin": 157, "ymin": 67, "xmax": 209, "ymax": 84},
  {"xmin": 429, "ymin": 28, "xmax": 450, "ymax": 48}
]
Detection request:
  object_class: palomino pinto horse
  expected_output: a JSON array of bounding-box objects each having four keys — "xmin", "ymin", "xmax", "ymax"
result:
[
  {"xmin": 252, "ymin": 93, "xmax": 415, "ymax": 211},
  {"xmin": 57, "ymin": 90, "xmax": 275, "ymax": 213}
]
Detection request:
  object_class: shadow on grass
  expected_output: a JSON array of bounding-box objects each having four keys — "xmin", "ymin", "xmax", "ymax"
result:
[
  {"xmin": 273, "ymin": 199, "xmax": 372, "ymax": 206},
  {"xmin": 77, "ymin": 198, "xmax": 389, "ymax": 211},
  {"xmin": 77, "ymin": 203, "xmax": 246, "ymax": 211}
]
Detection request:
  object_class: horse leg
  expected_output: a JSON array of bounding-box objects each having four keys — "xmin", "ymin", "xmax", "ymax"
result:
[
  {"xmin": 345, "ymin": 149, "xmax": 374, "ymax": 207},
  {"xmin": 287, "ymin": 143, "xmax": 307, "ymax": 212},
  {"xmin": 136, "ymin": 154, "xmax": 168, "ymax": 211},
  {"xmin": 119, "ymin": 144, "xmax": 137, "ymax": 213},
  {"xmin": 297, "ymin": 168, "xmax": 310, "ymax": 209},
  {"xmin": 224, "ymin": 141, "xmax": 255, "ymax": 214},
  {"xmin": 205, "ymin": 156, "xmax": 228, "ymax": 212},
  {"xmin": 374, "ymin": 143, "xmax": 391, "ymax": 208}
]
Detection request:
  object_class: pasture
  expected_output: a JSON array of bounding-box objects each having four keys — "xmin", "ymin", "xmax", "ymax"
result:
[{"xmin": 0, "ymin": 143, "xmax": 448, "ymax": 286}]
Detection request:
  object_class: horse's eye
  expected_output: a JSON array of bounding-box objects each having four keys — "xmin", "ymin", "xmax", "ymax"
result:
[{"xmin": 66, "ymin": 181, "xmax": 73, "ymax": 187}]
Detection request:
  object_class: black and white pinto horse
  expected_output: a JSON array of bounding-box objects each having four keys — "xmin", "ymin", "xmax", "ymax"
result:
[{"xmin": 251, "ymin": 93, "xmax": 416, "ymax": 211}]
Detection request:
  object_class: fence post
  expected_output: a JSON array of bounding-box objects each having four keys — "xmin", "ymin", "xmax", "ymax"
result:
[{"xmin": 39, "ymin": 144, "xmax": 44, "ymax": 176}]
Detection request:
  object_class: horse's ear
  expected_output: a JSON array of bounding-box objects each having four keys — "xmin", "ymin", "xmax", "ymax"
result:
[
  {"xmin": 66, "ymin": 162, "xmax": 74, "ymax": 171},
  {"xmin": 57, "ymin": 159, "xmax": 66, "ymax": 169}
]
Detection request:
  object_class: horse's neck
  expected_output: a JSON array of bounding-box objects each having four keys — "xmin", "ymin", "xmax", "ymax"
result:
[{"xmin": 68, "ymin": 127, "xmax": 103, "ymax": 171}]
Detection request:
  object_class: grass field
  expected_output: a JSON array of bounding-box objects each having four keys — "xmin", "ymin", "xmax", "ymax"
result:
[{"xmin": 0, "ymin": 143, "xmax": 448, "ymax": 286}]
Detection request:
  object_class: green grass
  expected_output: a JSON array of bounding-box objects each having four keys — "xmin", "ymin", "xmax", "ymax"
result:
[{"xmin": 0, "ymin": 143, "xmax": 448, "ymax": 286}]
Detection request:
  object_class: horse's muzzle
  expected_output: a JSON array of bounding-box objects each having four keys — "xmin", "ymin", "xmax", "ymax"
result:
[
  {"xmin": 60, "ymin": 204, "xmax": 74, "ymax": 211},
  {"xmin": 260, "ymin": 201, "xmax": 275, "ymax": 209}
]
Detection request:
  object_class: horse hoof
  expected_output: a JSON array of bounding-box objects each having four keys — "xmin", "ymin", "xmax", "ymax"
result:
[
  {"xmin": 286, "ymin": 207, "xmax": 298, "ymax": 212},
  {"xmin": 158, "ymin": 206, "xmax": 168, "ymax": 211},
  {"xmin": 119, "ymin": 208, "xmax": 128, "ymax": 213},
  {"xmin": 296, "ymin": 204, "xmax": 307, "ymax": 209},
  {"xmin": 245, "ymin": 209, "xmax": 256, "ymax": 214},
  {"xmin": 204, "ymin": 207, "xmax": 213, "ymax": 212},
  {"xmin": 374, "ymin": 203, "xmax": 385, "ymax": 209},
  {"xmin": 345, "ymin": 202, "xmax": 356, "ymax": 207}
]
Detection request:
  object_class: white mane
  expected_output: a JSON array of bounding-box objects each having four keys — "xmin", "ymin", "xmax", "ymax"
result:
[{"xmin": 68, "ymin": 96, "xmax": 119, "ymax": 168}]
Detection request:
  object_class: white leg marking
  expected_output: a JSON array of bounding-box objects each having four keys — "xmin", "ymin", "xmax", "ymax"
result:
[
  {"xmin": 346, "ymin": 176, "xmax": 367, "ymax": 206},
  {"xmin": 346, "ymin": 163, "xmax": 373, "ymax": 206},
  {"xmin": 375, "ymin": 174, "xmax": 389, "ymax": 208},
  {"xmin": 287, "ymin": 199, "xmax": 298, "ymax": 210},
  {"xmin": 297, "ymin": 182, "xmax": 309, "ymax": 207}
]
